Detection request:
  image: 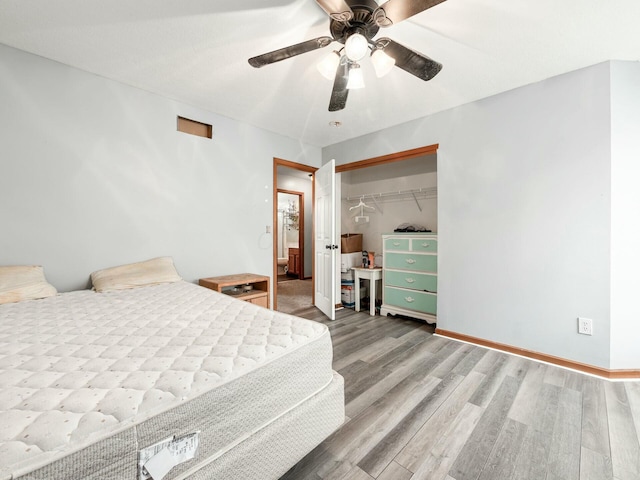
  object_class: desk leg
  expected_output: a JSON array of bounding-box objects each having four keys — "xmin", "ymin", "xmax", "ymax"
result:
[
  {"xmin": 370, "ymin": 278, "xmax": 376, "ymax": 316},
  {"xmin": 354, "ymin": 273, "xmax": 361, "ymax": 312}
]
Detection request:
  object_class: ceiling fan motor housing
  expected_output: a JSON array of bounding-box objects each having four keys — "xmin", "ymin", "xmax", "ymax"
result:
[{"xmin": 330, "ymin": 0, "xmax": 380, "ymax": 44}]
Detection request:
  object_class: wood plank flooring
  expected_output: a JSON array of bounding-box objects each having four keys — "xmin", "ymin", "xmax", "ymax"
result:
[{"xmin": 280, "ymin": 306, "xmax": 640, "ymax": 480}]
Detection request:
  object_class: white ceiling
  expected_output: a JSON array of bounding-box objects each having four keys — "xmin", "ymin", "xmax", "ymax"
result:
[{"xmin": 1, "ymin": 0, "xmax": 638, "ymax": 147}]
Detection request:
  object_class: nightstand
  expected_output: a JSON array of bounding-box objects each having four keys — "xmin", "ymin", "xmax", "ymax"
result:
[{"xmin": 199, "ymin": 273, "xmax": 270, "ymax": 308}]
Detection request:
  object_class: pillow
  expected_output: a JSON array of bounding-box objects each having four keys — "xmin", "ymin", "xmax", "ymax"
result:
[
  {"xmin": 91, "ymin": 256, "xmax": 182, "ymax": 292},
  {"xmin": 0, "ymin": 265, "xmax": 57, "ymax": 305}
]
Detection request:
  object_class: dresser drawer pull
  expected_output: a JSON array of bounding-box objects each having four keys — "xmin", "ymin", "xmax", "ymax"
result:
[
  {"xmin": 404, "ymin": 296, "xmax": 415, "ymax": 303},
  {"xmin": 405, "ymin": 259, "xmax": 416, "ymax": 265},
  {"xmin": 405, "ymin": 278, "xmax": 415, "ymax": 284},
  {"xmin": 422, "ymin": 242, "xmax": 430, "ymax": 247},
  {"xmin": 393, "ymin": 241, "xmax": 401, "ymax": 246}
]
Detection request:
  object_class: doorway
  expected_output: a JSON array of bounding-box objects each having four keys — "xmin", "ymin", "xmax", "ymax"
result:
[
  {"xmin": 276, "ymin": 190, "xmax": 304, "ymax": 282},
  {"xmin": 273, "ymin": 159, "xmax": 316, "ymax": 313}
]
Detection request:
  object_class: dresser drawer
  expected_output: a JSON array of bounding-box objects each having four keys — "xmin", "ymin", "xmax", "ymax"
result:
[
  {"xmin": 411, "ymin": 238, "xmax": 437, "ymax": 253},
  {"xmin": 384, "ymin": 287, "xmax": 437, "ymax": 315},
  {"xmin": 385, "ymin": 252, "xmax": 437, "ymax": 273},
  {"xmin": 384, "ymin": 238, "xmax": 410, "ymax": 251},
  {"xmin": 384, "ymin": 270, "xmax": 437, "ymax": 293}
]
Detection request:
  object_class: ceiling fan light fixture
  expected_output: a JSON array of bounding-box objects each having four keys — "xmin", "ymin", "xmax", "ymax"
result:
[
  {"xmin": 344, "ymin": 33, "xmax": 369, "ymax": 62},
  {"xmin": 346, "ymin": 63, "xmax": 365, "ymax": 90},
  {"xmin": 371, "ymin": 48, "xmax": 395, "ymax": 78},
  {"xmin": 317, "ymin": 50, "xmax": 341, "ymax": 80}
]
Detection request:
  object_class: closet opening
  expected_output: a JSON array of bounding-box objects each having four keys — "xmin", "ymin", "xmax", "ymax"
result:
[{"xmin": 336, "ymin": 145, "xmax": 438, "ymax": 318}]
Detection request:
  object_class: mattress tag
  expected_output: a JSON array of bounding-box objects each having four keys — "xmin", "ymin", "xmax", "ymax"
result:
[{"xmin": 139, "ymin": 432, "xmax": 200, "ymax": 480}]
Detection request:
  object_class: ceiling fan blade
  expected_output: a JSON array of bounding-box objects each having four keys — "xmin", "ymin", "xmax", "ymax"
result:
[
  {"xmin": 329, "ymin": 59, "xmax": 349, "ymax": 112},
  {"xmin": 374, "ymin": 0, "xmax": 447, "ymax": 27},
  {"xmin": 314, "ymin": 0, "xmax": 354, "ymax": 22},
  {"xmin": 248, "ymin": 36, "xmax": 333, "ymax": 68},
  {"xmin": 377, "ymin": 38, "xmax": 442, "ymax": 81}
]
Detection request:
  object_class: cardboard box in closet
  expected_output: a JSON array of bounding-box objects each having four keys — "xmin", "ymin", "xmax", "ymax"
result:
[{"xmin": 341, "ymin": 234, "xmax": 363, "ymax": 253}]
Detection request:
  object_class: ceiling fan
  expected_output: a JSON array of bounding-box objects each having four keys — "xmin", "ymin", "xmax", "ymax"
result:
[{"xmin": 248, "ymin": 0, "xmax": 445, "ymax": 112}]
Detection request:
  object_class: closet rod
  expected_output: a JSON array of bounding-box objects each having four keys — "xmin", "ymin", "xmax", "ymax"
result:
[{"xmin": 345, "ymin": 186, "xmax": 437, "ymax": 202}]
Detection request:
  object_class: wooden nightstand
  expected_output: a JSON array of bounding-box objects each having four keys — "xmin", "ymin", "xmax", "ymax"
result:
[{"xmin": 199, "ymin": 273, "xmax": 270, "ymax": 309}]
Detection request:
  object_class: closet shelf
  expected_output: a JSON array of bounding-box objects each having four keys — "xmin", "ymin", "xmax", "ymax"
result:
[
  {"xmin": 344, "ymin": 186, "xmax": 437, "ymax": 201},
  {"xmin": 344, "ymin": 187, "xmax": 437, "ymax": 213}
]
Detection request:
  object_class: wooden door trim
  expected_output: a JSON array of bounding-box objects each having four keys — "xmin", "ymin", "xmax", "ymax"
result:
[{"xmin": 335, "ymin": 144, "xmax": 438, "ymax": 173}]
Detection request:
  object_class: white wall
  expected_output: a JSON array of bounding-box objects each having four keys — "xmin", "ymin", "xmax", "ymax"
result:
[
  {"xmin": 609, "ymin": 61, "xmax": 640, "ymax": 370},
  {"xmin": 0, "ymin": 43, "xmax": 321, "ymax": 292},
  {"xmin": 325, "ymin": 62, "xmax": 614, "ymax": 369}
]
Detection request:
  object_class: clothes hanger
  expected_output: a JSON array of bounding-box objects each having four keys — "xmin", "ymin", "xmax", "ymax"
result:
[
  {"xmin": 349, "ymin": 195, "xmax": 375, "ymax": 211},
  {"xmin": 349, "ymin": 195, "xmax": 374, "ymax": 223}
]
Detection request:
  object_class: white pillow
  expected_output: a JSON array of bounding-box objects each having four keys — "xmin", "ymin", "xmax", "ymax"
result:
[
  {"xmin": 91, "ymin": 256, "xmax": 182, "ymax": 292},
  {"xmin": 0, "ymin": 265, "xmax": 57, "ymax": 305}
]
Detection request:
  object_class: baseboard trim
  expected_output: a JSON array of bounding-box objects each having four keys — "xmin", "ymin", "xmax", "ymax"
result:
[{"xmin": 435, "ymin": 328, "xmax": 640, "ymax": 380}]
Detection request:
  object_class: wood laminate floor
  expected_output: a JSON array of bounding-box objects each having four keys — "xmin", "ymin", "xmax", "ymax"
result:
[{"xmin": 280, "ymin": 307, "xmax": 640, "ymax": 480}]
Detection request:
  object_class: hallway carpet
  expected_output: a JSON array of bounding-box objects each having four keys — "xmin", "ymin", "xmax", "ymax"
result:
[{"xmin": 276, "ymin": 279, "xmax": 313, "ymax": 314}]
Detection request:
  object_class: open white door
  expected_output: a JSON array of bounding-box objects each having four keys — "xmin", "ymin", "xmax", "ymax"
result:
[{"xmin": 314, "ymin": 159, "xmax": 337, "ymax": 320}]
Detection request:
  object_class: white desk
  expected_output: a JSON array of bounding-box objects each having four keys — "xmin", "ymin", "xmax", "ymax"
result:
[{"xmin": 352, "ymin": 267, "xmax": 383, "ymax": 316}]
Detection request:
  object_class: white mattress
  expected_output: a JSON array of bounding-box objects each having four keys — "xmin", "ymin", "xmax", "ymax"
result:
[{"xmin": 0, "ymin": 281, "xmax": 336, "ymax": 479}]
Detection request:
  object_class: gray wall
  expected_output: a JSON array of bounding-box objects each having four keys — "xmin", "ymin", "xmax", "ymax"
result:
[
  {"xmin": 325, "ymin": 62, "xmax": 615, "ymax": 369},
  {"xmin": 0, "ymin": 43, "xmax": 321, "ymax": 292}
]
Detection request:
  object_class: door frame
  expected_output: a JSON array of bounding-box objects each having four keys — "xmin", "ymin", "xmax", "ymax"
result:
[
  {"xmin": 273, "ymin": 158, "xmax": 317, "ymax": 311},
  {"xmin": 276, "ymin": 189, "xmax": 305, "ymax": 280},
  {"xmin": 334, "ymin": 144, "xmax": 438, "ymax": 173}
]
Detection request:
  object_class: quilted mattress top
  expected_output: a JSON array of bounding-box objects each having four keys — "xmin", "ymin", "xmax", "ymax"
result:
[{"xmin": 0, "ymin": 281, "xmax": 328, "ymax": 477}]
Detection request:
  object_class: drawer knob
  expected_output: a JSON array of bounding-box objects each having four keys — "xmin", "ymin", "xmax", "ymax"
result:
[
  {"xmin": 405, "ymin": 296, "xmax": 415, "ymax": 303},
  {"xmin": 405, "ymin": 259, "xmax": 416, "ymax": 264},
  {"xmin": 405, "ymin": 278, "xmax": 415, "ymax": 284}
]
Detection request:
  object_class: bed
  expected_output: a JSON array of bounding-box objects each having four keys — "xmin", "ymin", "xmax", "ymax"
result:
[{"xmin": 0, "ymin": 279, "xmax": 344, "ymax": 480}]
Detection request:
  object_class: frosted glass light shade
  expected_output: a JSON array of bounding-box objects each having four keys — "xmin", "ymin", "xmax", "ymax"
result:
[
  {"xmin": 371, "ymin": 49, "xmax": 395, "ymax": 78},
  {"xmin": 317, "ymin": 51, "xmax": 340, "ymax": 80},
  {"xmin": 346, "ymin": 64, "xmax": 365, "ymax": 89},
  {"xmin": 344, "ymin": 33, "xmax": 368, "ymax": 62}
]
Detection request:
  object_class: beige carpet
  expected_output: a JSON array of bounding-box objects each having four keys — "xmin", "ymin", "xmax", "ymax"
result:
[{"xmin": 276, "ymin": 279, "xmax": 313, "ymax": 314}]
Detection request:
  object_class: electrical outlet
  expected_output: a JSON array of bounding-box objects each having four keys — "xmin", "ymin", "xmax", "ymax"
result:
[
  {"xmin": 266, "ymin": 225, "xmax": 271, "ymax": 234},
  {"xmin": 578, "ymin": 317, "xmax": 593, "ymax": 335}
]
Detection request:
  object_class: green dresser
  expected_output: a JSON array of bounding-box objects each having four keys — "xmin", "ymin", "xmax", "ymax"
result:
[{"xmin": 380, "ymin": 233, "xmax": 437, "ymax": 323}]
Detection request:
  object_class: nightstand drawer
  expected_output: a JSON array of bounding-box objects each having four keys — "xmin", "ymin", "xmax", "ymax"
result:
[
  {"xmin": 411, "ymin": 238, "xmax": 437, "ymax": 253},
  {"xmin": 385, "ymin": 270, "xmax": 437, "ymax": 293},
  {"xmin": 384, "ymin": 238, "xmax": 410, "ymax": 251},
  {"xmin": 385, "ymin": 252, "xmax": 437, "ymax": 273},
  {"xmin": 384, "ymin": 287, "xmax": 437, "ymax": 315}
]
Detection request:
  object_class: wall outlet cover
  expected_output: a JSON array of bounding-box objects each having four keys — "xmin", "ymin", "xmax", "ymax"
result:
[{"xmin": 578, "ymin": 317, "xmax": 593, "ymax": 335}]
